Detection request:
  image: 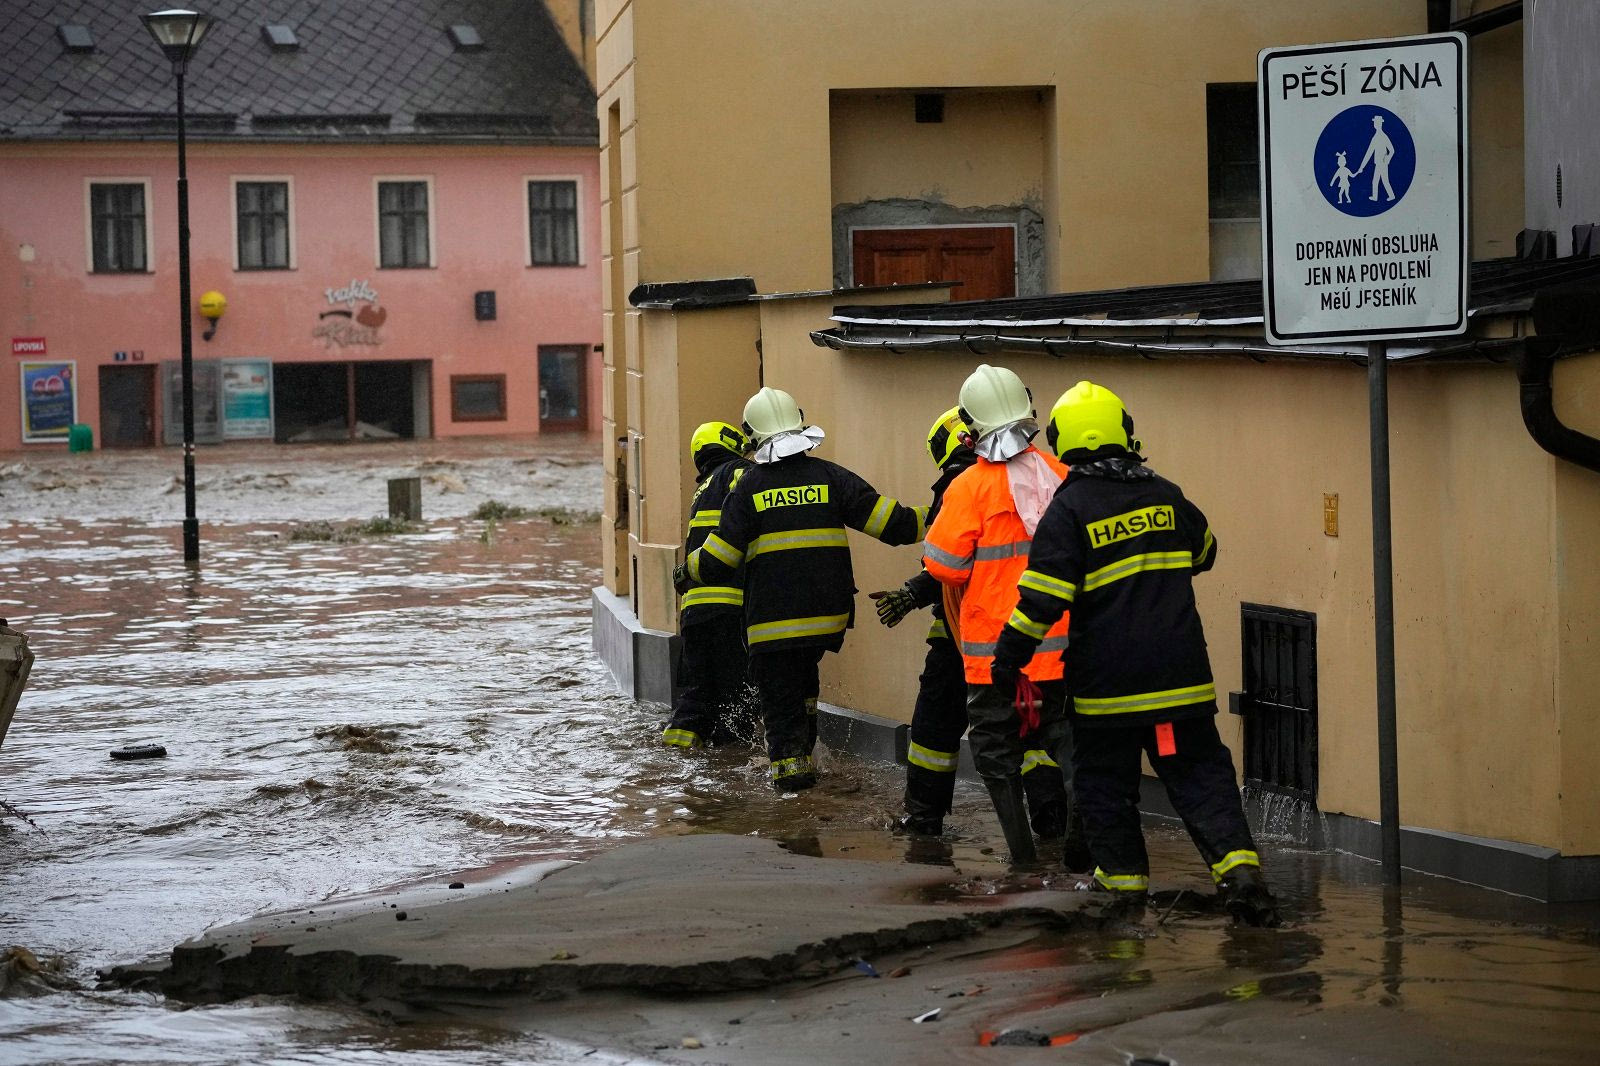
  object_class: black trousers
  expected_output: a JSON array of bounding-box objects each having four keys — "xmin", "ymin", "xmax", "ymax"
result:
[
  {"xmin": 965, "ymin": 679, "xmax": 1074, "ymax": 834},
  {"xmin": 1073, "ymin": 710, "xmax": 1261, "ymax": 888},
  {"xmin": 904, "ymin": 637, "xmax": 968, "ymax": 821},
  {"xmin": 664, "ymin": 613, "xmax": 752, "ymax": 746},
  {"xmin": 748, "ymin": 645, "xmax": 825, "ymax": 785}
]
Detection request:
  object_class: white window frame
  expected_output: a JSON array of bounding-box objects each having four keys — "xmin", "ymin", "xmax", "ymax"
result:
[
  {"xmin": 844, "ymin": 221, "xmax": 1019, "ymax": 290},
  {"xmin": 523, "ymin": 174, "xmax": 586, "ymax": 267},
  {"xmin": 84, "ymin": 177, "xmax": 154, "ymax": 274},
  {"xmin": 230, "ymin": 175, "xmax": 297, "ymax": 271},
  {"xmin": 373, "ymin": 175, "xmax": 437, "ymax": 269}
]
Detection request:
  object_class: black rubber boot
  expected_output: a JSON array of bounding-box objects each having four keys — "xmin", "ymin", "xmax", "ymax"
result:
[
  {"xmin": 983, "ymin": 776, "xmax": 1038, "ymax": 865},
  {"xmin": 1217, "ymin": 865, "xmax": 1281, "ymax": 928},
  {"xmin": 900, "ymin": 764, "xmax": 955, "ymax": 836},
  {"xmin": 1061, "ymin": 807, "xmax": 1094, "ymax": 873},
  {"xmin": 1021, "ymin": 764, "xmax": 1071, "ymax": 840}
]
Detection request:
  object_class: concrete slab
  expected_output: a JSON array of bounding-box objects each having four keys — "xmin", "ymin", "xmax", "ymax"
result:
[{"xmin": 121, "ymin": 835, "xmax": 1092, "ymax": 1005}]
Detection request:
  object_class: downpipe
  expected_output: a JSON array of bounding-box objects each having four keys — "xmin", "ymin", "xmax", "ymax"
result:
[{"xmin": 1519, "ymin": 340, "xmax": 1600, "ymax": 476}]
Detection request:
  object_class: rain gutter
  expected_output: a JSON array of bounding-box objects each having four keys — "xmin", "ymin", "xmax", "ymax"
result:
[{"xmin": 809, "ymin": 328, "xmax": 1524, "ymax": 365}]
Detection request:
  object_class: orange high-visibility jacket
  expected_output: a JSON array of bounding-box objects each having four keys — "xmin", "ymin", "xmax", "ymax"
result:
[{"xmin": 923, "ymin": 445, "xmax": 1070, "ymax": 684}]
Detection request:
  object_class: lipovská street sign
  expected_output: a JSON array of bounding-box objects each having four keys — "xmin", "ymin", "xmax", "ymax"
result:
[{"xmin": 1258, "ymin": 33, "xmax": 1468, "ymax": 345}]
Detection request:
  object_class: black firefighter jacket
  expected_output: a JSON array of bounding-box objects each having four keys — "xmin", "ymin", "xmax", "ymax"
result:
[
  {"xmin": 992, "ymin": 458, "xmax": 1219, "ymax": 728},
  {"xmin": 678, "ymin": 456, "xmax": 751, "ymax": 627},
  {"xmin": 688, "ymin": 453, "xmax": 927, "ymax": 653}
]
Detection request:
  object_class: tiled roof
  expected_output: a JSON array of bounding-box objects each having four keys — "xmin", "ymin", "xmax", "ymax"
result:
[{"xmin": 0, "ymin": 0, "xmax": 597, "ymax": 145}]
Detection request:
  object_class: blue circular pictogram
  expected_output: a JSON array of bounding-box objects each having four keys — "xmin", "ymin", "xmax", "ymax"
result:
[{"xmin": 1314, "ymin": 105, "xmax": 1415, "ymax": 217}]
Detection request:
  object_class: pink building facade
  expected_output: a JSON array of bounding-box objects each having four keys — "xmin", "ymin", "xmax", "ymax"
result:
[
  {"xmin": 0, "ymin": 0, "xmax": 601, "ymax": 450},
  {"xmin": 1, "ymin": 144, "xmax": 601, "ymax": 448}
]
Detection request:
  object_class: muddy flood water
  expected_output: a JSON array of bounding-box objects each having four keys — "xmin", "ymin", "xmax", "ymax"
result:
[{"xmin": 2, "ymin": 437, "xmax": 1600, "ymax": 1064}]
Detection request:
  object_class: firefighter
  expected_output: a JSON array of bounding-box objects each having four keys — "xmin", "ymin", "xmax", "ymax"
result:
[
  {"xmin": 682, "ymin": 387, "xmax": 928, "ymax": 792},
  {"xmin": 866, "ymin": 407, "xmax": 976, "ymax": 836},
  {"xmin": 922, "ymin": 366, "xmax": 1082, "ymax": 867},
  {"xmin": 662, "ymin": 421, "xmax": 755, "ymax": 749},
  {"xmin": 989, "ymin": 380, "xmax": 1280, "ymax": 926}
]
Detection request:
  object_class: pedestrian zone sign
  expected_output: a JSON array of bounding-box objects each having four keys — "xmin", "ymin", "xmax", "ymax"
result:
[{"xmin": 1259, "ymin": 33, "xmax": 1468, "ymax": 345}]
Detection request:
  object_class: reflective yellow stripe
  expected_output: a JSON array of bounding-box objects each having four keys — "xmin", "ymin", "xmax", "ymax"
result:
[
  {"xmin": 702, "ymin": 533, "xmax": 745, "ymax": 568},
  {"xmin": 1074, "ymin": 682, "xmax": 1216, "ymax": 716},
  {"xmin": 1020, "ymin": 748, "xmax": 1058, "ymax": 774},
  {"xmin": 689, "ymin": 509, "xmax": 721, "ymax": 528},
  {"xmin": 1197, "ymin": 527, "xmax": 1216, "ymax": 566},
  {"xmin": 747, "ymin": 613, "xmax": 851, "ymax": 645},
  {"xmin": 974, "ymin": 539, "xmax": 1031, "ymax": 561},
  {"xmin": 1094, "ymin": 868, "xmax": 1149, "ymax": 893},
  {"xmin": 1007, "ymin": 607, "xmax": 1050, "ymax": 641},
  {"xmin": 913, "ymin": 505, "xmax": 930, "ymax": 541},
  {"xmin": 770, "ymin": 755, "xmax": 815, "ymax": 779},
  {"xmin": 686, "ymin": 549, "xmax": 703, "ymax": 582},
  {"xmin": 923, "ymin": 541, "xmax": 974, "ymax": 572},
  {"xmin": 805, "ymin": 697, "xmax": 818, "ymax": 715},
  {"xmin": 926, "ymin": 618, "xmax": 950, "ymax": 641},
  {"xmin": 747, "ymin": 527, "xmax": 848, "ymax": 558},
  {"xmin": 1210, "ymin": 849, "xmax": 1261, "ymax": 883},
  {"xmin": 681, "ymin": 586, "xmax": 743, "ymax": 609},
  {"xmin": 1019, "ymin": 568, "xmax": 1077, "ymax": 603},
  {"xmin": 908, "ymin": 741, "xmax": 958, "ymax": 773},
  {"xmin": 662, "ymin": 728, "xmax": 699, "ymax": 748},
  {"xmin": 864, "ymin": 496, "xmax": 896, "ymax": 539},
  {"xmin": 1081, "ymin": 551, "xmax": 1193, "ymax": 593}
]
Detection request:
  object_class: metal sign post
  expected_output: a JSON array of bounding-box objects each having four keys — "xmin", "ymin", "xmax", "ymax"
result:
[{"xmin": 1259, "ymin": 32, "xmax": 1469, "ymax": 885}]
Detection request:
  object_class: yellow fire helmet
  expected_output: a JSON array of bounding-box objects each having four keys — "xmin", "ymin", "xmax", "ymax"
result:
[
  {"xmin": 925, "ymin": 406, "xmax": 969, "ymax": 468},
  {"xmin": 689, "ymin": 420, "xmax": 748, "ymax": 464},
  {"xmin": 1045, "ymin": 380, "xmax": 1141, "ymax": 460}
]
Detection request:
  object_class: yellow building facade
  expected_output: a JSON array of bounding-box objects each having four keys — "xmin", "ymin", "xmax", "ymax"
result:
[{"xmin": 591, "ymin": 1, "xmax": 1600, "ymax": 899}]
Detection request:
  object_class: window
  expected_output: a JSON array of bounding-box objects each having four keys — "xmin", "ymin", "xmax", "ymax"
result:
[
  {"xmin": 378, "ymin": 180, "xmax": 431, "ymax": 268},
  {"xmin": 1206, "ymin": 83, "xmax": 1262, "ymax": 280},
  {"xmin": 450, "ymin": 374, "xmax": 506, "ymax": 421},
  {"xmin": 89, "ymin": 182, "xmax": 149, "ymax": 273},
  {"xmin": 528, "ymin": 179, "xmax": 579, "ymax": 265},
  {"xmin": 1232, "ymin": 603, "xmax": 1318, "ymax": 802},
  {"xmin": 236, "ymin": 180, "xmax": 290, "ymax": 269}
]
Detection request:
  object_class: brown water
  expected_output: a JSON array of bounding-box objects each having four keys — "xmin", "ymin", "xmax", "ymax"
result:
[{"xmin": 2, "ymin": 438, "xmax": 1599, "ymax": 1064}]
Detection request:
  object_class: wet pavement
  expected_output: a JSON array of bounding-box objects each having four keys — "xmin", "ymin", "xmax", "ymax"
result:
[{"xmin": 2, "ymin": 437, "xmax": 1600, "ymax": 1064}]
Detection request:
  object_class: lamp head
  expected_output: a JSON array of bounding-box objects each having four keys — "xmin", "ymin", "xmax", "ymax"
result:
[
  {"xmin": 198, "ymin": 289, "xmax": 226, "ymax": 340},
  {"xmin": 141, "ymin": 9, "xmax": 213, "ymax": 68}
]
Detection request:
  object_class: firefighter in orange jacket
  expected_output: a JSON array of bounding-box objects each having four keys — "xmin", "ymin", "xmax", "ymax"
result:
[
  {"xmin": 922, "ymin": 365, "xmax": 1083, "ymax": 866},
  {"xmin": 685, "ymin": 387, "xmax": 927, "ymax": 792}
]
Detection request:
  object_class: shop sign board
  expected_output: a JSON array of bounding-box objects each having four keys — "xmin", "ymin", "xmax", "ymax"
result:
[
  {"xmin": 11, "ymin": 337, "xmax": 46, "ymax": 356},
  {"xmin": 221, "ymin": 358, "xmax": 274, "ymax": 440},
  {"xmin": 19, "ymin": 360, "xmax": 76, "ymax": 443},
  {"xmin": 1259, "ymin": 33, "xmax": 1467, "ymax": 344}
]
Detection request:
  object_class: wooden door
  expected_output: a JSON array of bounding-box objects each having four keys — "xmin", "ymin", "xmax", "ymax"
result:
[
  {"xmin": 98, "ymin": 364, "xmax": 155, "ymax": 447},
  {"xmin": 539, "ymin": 345, "xmax": 588, "ymax": 431},
  {"xmin": 851, "ymin": 226, "xmax": 1016, "ymax": 300}
]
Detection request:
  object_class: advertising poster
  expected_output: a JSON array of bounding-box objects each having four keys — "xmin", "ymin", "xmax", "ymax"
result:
[
  {"xmin": 20, "ymin": 360, "xmax": 76, "ymax": 443},
  {"xmin": 221, "ymin": 358, "xmax": 274, "ymax": 439}
]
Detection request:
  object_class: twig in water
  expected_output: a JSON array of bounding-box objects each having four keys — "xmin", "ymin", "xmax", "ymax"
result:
[{"xmin": 1156, "ymin": 889, "xmax": 1186, "ymax": 925}]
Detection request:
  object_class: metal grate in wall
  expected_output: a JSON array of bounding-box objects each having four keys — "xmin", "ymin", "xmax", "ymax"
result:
[{"xmin": 1232, "ymin": 603, "xmax": 1318, "ymax": 802}]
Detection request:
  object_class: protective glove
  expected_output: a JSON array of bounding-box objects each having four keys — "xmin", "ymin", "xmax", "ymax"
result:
[
  {"xmin": 989, "ymin": 662, "xmax": 1043, "ymax": 736},
  {"xmin": 867, "ymin": 584, "xmax": 918, "ymax": 628},
  {"xmin": 672, "ymin": 562, "xmax": 692, "ymax": 594}
]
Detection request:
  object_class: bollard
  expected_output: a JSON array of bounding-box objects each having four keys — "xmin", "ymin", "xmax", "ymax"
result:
[
  {"xmin": 0, "ymin": 620, "xmax": 34, "ymax": 752},
  {"xmin": 387, "ymin": 477, "xmax": 422, "ymax": 522}
]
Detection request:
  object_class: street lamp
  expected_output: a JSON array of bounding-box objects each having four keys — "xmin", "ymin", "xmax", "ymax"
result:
[{"xmin": 142, "ymin": 8, "xmax": 213, "ymax": 565}]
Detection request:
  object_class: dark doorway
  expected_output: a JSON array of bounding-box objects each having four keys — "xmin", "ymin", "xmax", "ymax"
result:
[
  {"xmin": 354, "ymin": 361, "xmax": 415, "ymax": 439},
  {"xmin": 539, "ymin": 345, "xmax": 587, "ymax": 430},
  {"xmin": 1233, "ymin": 603, "xmax": 1318, "ymax": 802},
  {"xmin": 273, "ymin": 362, "xmax": 349, "ymax": 443},
  {"xmin": 851, "ymin": 226, "xmax": 1017, "ymax": 300},
  {"xmin": 98, "ymin": 364, "xmax": 156, "ymax": 447}
]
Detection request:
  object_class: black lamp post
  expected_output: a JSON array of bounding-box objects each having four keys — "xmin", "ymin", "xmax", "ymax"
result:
[{"xmin": 142, "ymin": 8, "xmax": 213, "ymax": 565}]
